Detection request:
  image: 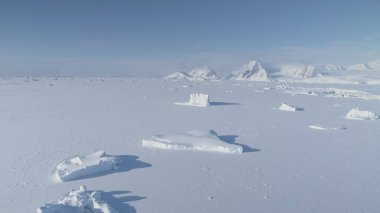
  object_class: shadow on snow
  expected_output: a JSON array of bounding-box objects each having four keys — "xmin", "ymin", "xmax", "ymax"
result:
[
  {"xmin": 98, "ymin": 190, "xmax": 146, "ymax": 213},
  {"xmin": 209, "ymin": 102, "xmax": 240, "ymax": 106},
  {"xmin": 219, "ymin": 135, "xmax": 260, "ymax": 153}
]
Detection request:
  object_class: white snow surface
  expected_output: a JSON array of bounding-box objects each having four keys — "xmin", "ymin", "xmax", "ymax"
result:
[
  {"xmin": 1, "ymin": 77, "xmax": 380, "ymax": 213},
  {"xmin": 142, "ymin": 130, "xmax": 243, "ymax": 153},
  {"xmin": 165, "ymin": 66, "xmax": 219, "ymax": 81},
  {"xmin": 175, "ymin": 93, "xmax": 210, "ymax": 107},
  {"xmin": 37, "ymin": 186, "xmax": 118, "ymax": 213},
  {"xmin": 54, "ymin": 150, "xmax": 122, "ymax": 182},
  {"xmin": 345, "ymin": 108, "xmax": 379, "ymax": 120},
  {"xmin": 230, "ymin": 60, "xmax": 269, "ymax": 81}
]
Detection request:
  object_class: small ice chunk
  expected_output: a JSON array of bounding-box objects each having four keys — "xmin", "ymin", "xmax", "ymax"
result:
[
  {"xmin": 309, "ymin": 125, "xmax": 328, "ymax": 130},
  {"xmin": 37, "ymin": 186, "xmax": 119, "ymax": 213},
  {"xmin": 278, "ymin": 103, "xmax": 302, "ymax": 111},
  {"xmin": 175, "ymin": 93, "xmax": 210, "ymax": 107},
  {"xmin": 54, "ymin": 150, "xmax": 122, "ymax": 182},
  {"xmin": 142, "ymin": 130, "xmax": 243, "ymax": 154},
  {"xmin": 345, "ymin": 108, "xmax": 379, "ymax": 120}
]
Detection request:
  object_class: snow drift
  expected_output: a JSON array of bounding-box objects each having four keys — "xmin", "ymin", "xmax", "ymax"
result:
[
  {"xmin": 175, "ymin": 93, "xmax": 210, "ymax": 107},
  {"xmin": 142, "ymin": 130, "xmax": 243, "ymax": 153},
  {"xmin": 229, "ymin": 60, "xmax": 269, "ymax": 81},
  {"xmin": 345, "ymin": 108, "xmax": 379, "ymax": 120},
  {"xmin": 37, "ymin": 186, "xmax": 118, "ymax": 213},
  {"xmin": 165, "ymin": 66, "xmax": 219, "ymax": 81},
  {"xmin": 54, "ymin": 151, "xmax": 122, "ymax": 182}
]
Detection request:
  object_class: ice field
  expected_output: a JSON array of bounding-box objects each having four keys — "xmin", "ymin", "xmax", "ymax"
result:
[{"xmin": 0, "ymin": 77, "xmax": 380, "ymax": 212}]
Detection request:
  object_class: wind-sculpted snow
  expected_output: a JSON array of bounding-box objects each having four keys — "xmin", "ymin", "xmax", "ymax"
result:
[
  {"xmin": 345, "ymin": 108, "xmax": 379, "ymax": 120},
  {"xmin": 142, "ymin": 130, "xmax": 243, "ymax": 153},
  {"xmin": 54, "ymin": 151, "xmax": 122, "ymax": 182},
  {"xmin": 175, "ymin": 93, "xmax": 210, "ymax": 107},
  {"xmin": 285, "ymin": 87, "xmax": 380, "ymax": 101},
  {"xmin": 37, "ymin": 186, "xmax": 118, "ymax": 213}
]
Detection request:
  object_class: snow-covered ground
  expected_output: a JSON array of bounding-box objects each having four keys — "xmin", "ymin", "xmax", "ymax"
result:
[{"xmin": 1, "ymin": 77, "xmax": 380, "ymax": 212}]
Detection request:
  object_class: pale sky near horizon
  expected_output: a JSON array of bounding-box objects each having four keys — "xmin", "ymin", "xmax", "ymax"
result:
[{"xmin": 0, "ymin": 0, "xmax": 379, "ymax": 76}]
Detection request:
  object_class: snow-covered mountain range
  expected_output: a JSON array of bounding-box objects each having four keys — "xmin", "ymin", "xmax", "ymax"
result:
[
  {"xmin": 165, "ymin": 59, "xmax": 380, "ymax": 84},
  {"xmin": 165, "ymin": 66, "xmax": 219, "ymax": 81}
]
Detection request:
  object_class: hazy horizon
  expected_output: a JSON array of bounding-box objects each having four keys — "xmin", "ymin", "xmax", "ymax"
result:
[{"xmin": 1, "ymin": 0, "xmax": 380, "ymax": 77}]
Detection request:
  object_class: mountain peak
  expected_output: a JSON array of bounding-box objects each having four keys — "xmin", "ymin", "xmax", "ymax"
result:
[{"xmin": 230, "ymin": 60, "xmax": 269, "ymax": 81}]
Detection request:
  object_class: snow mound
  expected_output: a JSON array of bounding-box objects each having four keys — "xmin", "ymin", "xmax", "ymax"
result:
[
  {"xmin": 345, "ymin": 108, "xmax": 379, "ymax": 120},
  {"xmin": 37, "ymin": 186, "xmax": 118, "ymax": 213},
  {"xmin": 230, "ymin": 60, "xmax": 269, "ymax": 81},
  {"xmin": 165, "ymin": 66, "xmax": 219, "ymax": 81},
  {"xmin": 278, "ymin": 103, "xmax": 302, "ymax": 111},
  {"xmin": 286, "ymin": 87, "xmax": 380, "ymax": 101},
  {"xmin": 54, "ymin": 150, "xmax": 122, "ymax": 182},
  {"xmin": 175, "ymin": 93, "xmax": 210, "ymax": 107},
  {"xmin": 142, "ymin": 130, "xmax": 243, "ymax": 153},
  {"xmin": 279, "ymin": 64, "xmax": 323, "ymax": 78}
]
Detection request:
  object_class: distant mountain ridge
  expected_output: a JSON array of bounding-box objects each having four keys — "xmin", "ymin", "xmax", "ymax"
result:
[
  {"xmin": 165, "ymin": 66, "xmax": 219, "ymax": 81},
  {"xmin": 164, "ymin": 59, "xmax": 380, "ymax": 84}
]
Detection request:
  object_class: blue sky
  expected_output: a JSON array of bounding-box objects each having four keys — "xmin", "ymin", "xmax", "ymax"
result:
[{"xmin": 0, "ymin": 0, "xmax": 379, "ymax": 76}]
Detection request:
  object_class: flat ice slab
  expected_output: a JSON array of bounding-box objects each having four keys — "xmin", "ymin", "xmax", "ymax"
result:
[
  {"xmin": 345, "ymin": 108, "xmax": 379, "ymax": 120},
  {"xmin": 175, "ymin": 93, "xmax": 210, "ymax": 107},
  {"xmin": 37, "ymin": 186, "xmax": 118, "ymax": 213},
  {"xmin": 54, "ymin": 150, "xmax": 122, "ymax": 182},
  {"xmin": 142, "ymin": 130, "xmax": 243, "ymax": 153},
  {"xmin": 277, "ymin": 103, "xmax": 302, "ymax": 111}
]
